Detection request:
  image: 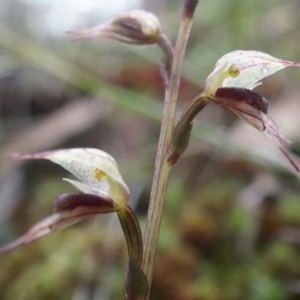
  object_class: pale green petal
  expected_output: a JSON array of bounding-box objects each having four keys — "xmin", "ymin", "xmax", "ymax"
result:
[
  {"xmin": 63, "ymin": 178, "xmax": 104, "ymax": 195},
  {"xmin": 206, "ymin": 50, "xmax": 300, "ymax": 93},
  {"xmin": 11, "ymin": 148, "xmax": 129, "ymax": 206}
]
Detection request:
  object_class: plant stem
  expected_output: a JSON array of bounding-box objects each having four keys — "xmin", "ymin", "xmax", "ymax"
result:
[{"xmin": 141, "ymin": 2, "xmax": 198, "ymax": 296}]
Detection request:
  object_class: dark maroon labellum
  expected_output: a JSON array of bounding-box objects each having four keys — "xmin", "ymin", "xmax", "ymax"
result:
[
  {"xmin": 53, "ymin": 193, "xmax": 115, "ymax": 213},
  {"xmin": 215, "ymin": 87, "xmax": 269, "ymax": 113}
]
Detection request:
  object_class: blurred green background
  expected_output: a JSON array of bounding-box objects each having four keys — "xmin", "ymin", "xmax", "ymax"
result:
[{"xmin": 1, "ymin": 0, "xmax": 300, "ymax": 299}]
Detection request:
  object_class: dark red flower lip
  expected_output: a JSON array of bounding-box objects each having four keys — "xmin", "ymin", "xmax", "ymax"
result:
[
  {"xmin": 209, "ymin": 87, "xmax": 299, "ymax": 172},
  {"xmin": 0, "ymin": 193, "xmax": 118, "ymax": 254}
]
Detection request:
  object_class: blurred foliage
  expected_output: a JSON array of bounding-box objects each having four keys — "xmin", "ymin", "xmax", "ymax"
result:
[{"xmin": 1, "ymin": 0, "xmax": 300, "ymax": 299}]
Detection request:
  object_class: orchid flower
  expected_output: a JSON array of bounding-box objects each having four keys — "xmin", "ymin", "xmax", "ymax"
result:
[
  {"xmin": 0, "ymin": 148, "xmax": 129, "ymax": 251},
  {"xmin": 67, "ymin": 9, "xmax": 174, "ymax": 83},
  {"xmin": 0, "ymin": 148, "xmax": 148, "ymax": 299},
  {"xmin": 67, "ymin": 10, "xmax": 161, "ymax": 45},
  {"xmin": 170, "ymin": 51, "xmax": 300, "ymax": 171}
]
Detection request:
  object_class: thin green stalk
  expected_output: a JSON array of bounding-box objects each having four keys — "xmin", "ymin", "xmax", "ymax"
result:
[
  {"xmin": 117, "ymin": 205, "xmax": 143, "ymax": 265},
  {"xmin": 174, "ymin": 92, "xmax": 209, "ymax": 134},
  {"xmin": 166, "ymin": 93, "xmax": 208, "ymax": 164},
  {"xmin": 142, "ymin": 1, "xmax": 198, "ymax": 296},
  {"xmin": 157, "ymin": 33, "xmax": 174, "ymax": 83}
]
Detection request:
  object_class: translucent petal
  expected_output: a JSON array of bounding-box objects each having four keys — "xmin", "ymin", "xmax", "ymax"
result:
[
  {"xmin": 206, "ymin": 50, "xmax": 300, "ymax": 93},
  {"xmin": 63, "ymin": 178, "xmax": 103, "ymax": 195},
  {"xmin": 11, "ymin": 148, "xmax": 129, "ymax": 206}
]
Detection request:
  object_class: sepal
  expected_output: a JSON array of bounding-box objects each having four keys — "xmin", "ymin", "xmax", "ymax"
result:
[
  {"xmin": 10, "ymin": 148, "xmax": 129, "ymax": 206},
  {"xmin": 211, "ymin": 87, "xmax": 299, "ymax": 172},
  {"xmin": 0, "ymin": 193, "xmax": 117, "ymax": 253},
  {"xmin": 205, "ymin": 50, "xmax": 300, "ymax": 93}
]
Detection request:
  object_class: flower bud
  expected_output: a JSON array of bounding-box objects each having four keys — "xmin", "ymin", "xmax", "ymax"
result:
[{"xmin": 67, "ymin": 10, "xmax": 161, "ymax": 45}]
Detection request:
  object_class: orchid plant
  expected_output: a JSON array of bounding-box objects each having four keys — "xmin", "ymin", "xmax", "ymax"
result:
[{"xmin": 1, "ymin": 1, "xmax": 300, "ymax": 299}]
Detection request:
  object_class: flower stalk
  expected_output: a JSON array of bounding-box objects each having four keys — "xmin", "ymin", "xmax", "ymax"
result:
[
  {"xmin": 118, "ymin": 205, "xmax": 148, "ymax": 299},
  {"xmin": 117, "ymin": 205, "xmax": 143, "ymax": 265},
  {"xmin": 157, "ymin": 33, "xmax": 174, "ymax": 84},
  {"xmin": 168, "ymin": 92, "xmax": 208, "ymax": 164},
  {"xmin": 141, "ymin": 0, "xmax": 198, "ymax": 295}
]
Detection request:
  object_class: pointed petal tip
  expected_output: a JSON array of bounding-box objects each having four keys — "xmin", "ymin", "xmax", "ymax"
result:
[
  {"xmin": 8, "ymin": 152, "xmax": 19, "ymax": 158},
  {"xmin": 65, "ymin": 30, "xmax": 79, "ymax": 41},
  {"xmin": 9, "ymin": 152, "xmax": 27, "ymax": 160},
  {"xmin": 65, "ymin": 30, "xmax": 89, "ymax": 41},
  {"xmin": 65, "ymin": 28, "xmax": 105, "ymax": 41},
  {"xmin": 8, "ymin": 152, "xmax": 44, "ymax": 160},
  {"xmin": 0, "ymin": 229, "xmax": 40, "ymax": 254},
  {"xmin": 285, "ymin": 61, "xmax": 300, "ymax": 68},
  {"xmin": 279, "ymin": 147, "xmax": 300, "ymax": 173},
  {"xmin": 0, "ymin": 239, "xmax": 23, "ymax": 254},
  {"xmin": 0, "ymin": 192, "xmax": 120, "ymax": 255}
]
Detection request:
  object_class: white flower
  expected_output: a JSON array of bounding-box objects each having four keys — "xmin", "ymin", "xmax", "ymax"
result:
[
  {"xmin": 0, "ymin": 148, "xmax": 130, "ymax": 252},
  {"xmin": 204, "ymin": 50, "xmax": 300, "ymax": 172}
]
